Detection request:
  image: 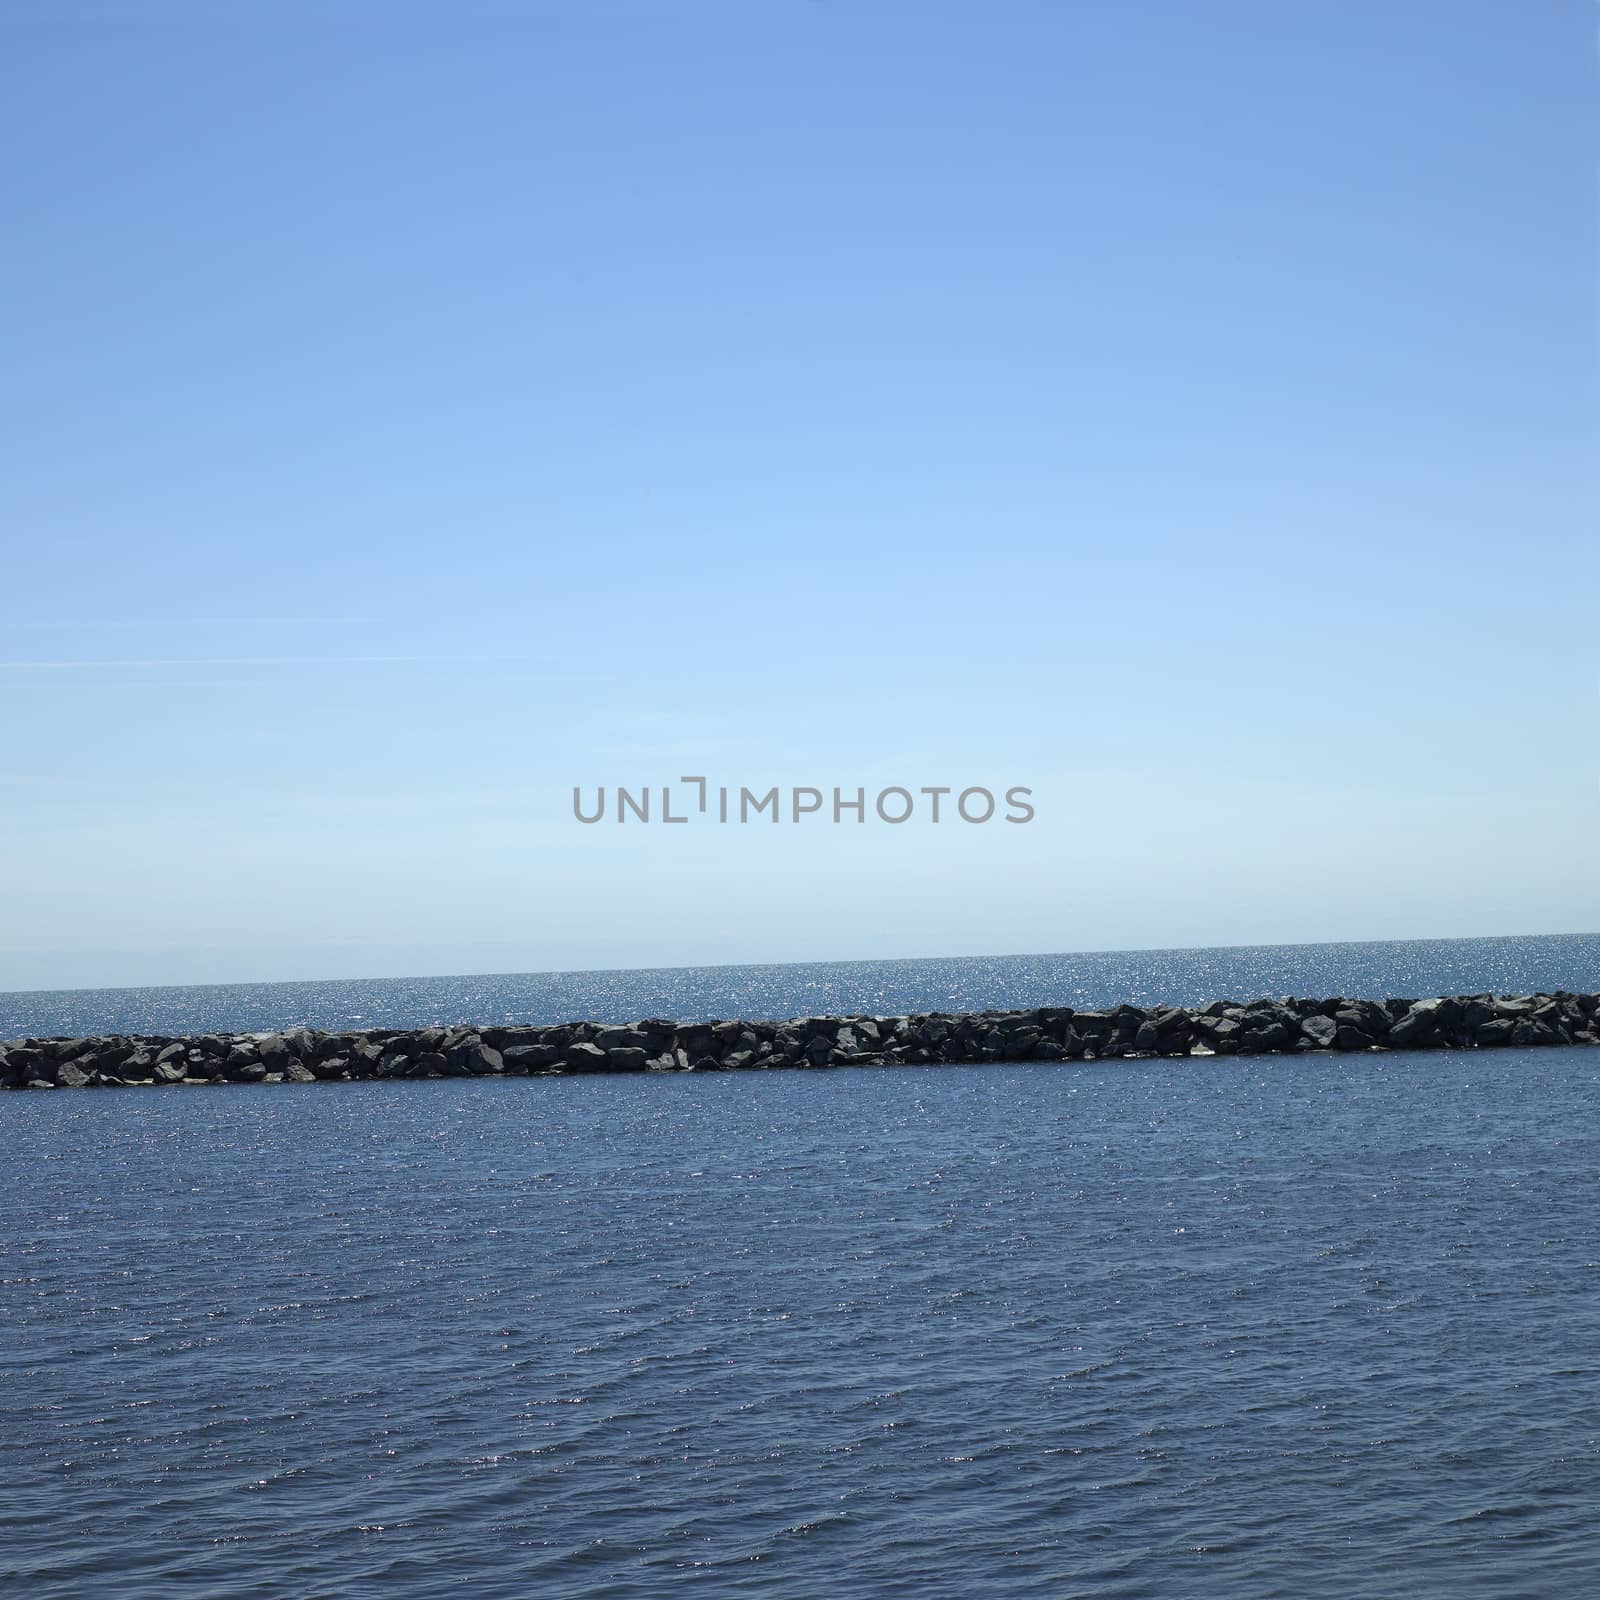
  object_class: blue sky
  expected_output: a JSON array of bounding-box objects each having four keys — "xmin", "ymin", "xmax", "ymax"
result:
[{"xmin": 2, "ymin": 0, "xmax": 1595, "ymax": 990}]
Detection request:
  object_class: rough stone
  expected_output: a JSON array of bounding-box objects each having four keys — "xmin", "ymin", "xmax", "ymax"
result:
[
  {"xmin": 5, "ymin": 990, "xmax": 1596, "ymax": 1092},
  {"xmin": 1301, "ymin": 1015, "xmax": 1338, "ymax": 1049}
]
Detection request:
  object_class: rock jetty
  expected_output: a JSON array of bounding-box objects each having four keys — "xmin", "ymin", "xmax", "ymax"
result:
[{"xmin": 3, "ymin": 993, "xmax": 1598, "ymax": 1089}]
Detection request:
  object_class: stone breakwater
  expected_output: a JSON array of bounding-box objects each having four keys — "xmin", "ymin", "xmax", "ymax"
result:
[{"xmin": 3, "ymin": 993, "xmax": 1599, "ymax": 1090}]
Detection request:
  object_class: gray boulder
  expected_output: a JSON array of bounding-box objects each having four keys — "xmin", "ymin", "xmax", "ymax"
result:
[
  {"xmin": 503, "ymin": 1043, "xmax": 562, "ymax": 1070},
  {"xmin": 595, "ymin": 1027, "xmax": 649, "ymax": 1051},
  {"xmin": 1301, "ymin": 1015, "xmax": 1338, "ymax": 1049}
]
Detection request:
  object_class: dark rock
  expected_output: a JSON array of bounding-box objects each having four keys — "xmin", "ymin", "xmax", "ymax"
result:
[
  {"xmin": 1301, "ymin": 1015, "xmax": 1338, "ymax": 1049},
  {"xmin": 1335, "ymin": 1002, "xmax": 1389, "ymax": 1036},
  {"xmin": 1241, "ymin": 1022, "xmax": 1292, "ymax": 1051},
  {"xmin": 447, "ymin": 1043, "xmax": 504, "ymax": 1075},
  {"xmin": 1388, "ymin": 1003, "xmax": 1440, "ymax": 1047},
  {"xmin": 503, "ymin": 1043, "xmax": 562, "ymax": 1070},
  {"xmin": 1004, "ymin": 1027, "xmax": 1043, "ymax": 1059},
  {"xmin": 595, "ymin": 1027, "xmax": 649, "ymax": 1051},
  {"xmin": 8, "ymin": 991, "xmax": 1598, "ymax": 1091},
  {"xmin": 566, "ymin": 1043, "xmax": 609, "ymax": 1072}
]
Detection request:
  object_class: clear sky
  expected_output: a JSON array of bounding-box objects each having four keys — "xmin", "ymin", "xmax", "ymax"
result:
[{"xmin": 2, "ymin": 0, "xmax": 1595, "ymax": 991}]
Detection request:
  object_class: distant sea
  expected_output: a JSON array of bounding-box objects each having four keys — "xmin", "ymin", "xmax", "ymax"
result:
[
  {"xmin": 5, "ymin": 935, "xmax": 1599, "ymax": 1598},
  {"xmin": 3, "ymin": 931, "xmax": 1598, "ymax": 1039}
]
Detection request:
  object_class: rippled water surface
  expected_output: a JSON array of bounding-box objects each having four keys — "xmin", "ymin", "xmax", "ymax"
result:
[
  {"xmin": 3, "ymin": 932, "xmax": 1597, "ymax": 1039},
  {"xmin": 4, "ymin": 941, "xmax": 1599, "ymax": 1596}
]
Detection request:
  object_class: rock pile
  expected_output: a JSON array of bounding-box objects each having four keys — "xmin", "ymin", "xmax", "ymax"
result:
[{"xmin": 3, "ymin": 993, "xmax": 1598, "ymax": 1089}]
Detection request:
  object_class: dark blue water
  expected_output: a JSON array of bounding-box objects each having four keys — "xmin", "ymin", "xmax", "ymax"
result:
[{"xmin": 4, "ymin": 940, "xmax": 1599, "ymax": 1597}]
